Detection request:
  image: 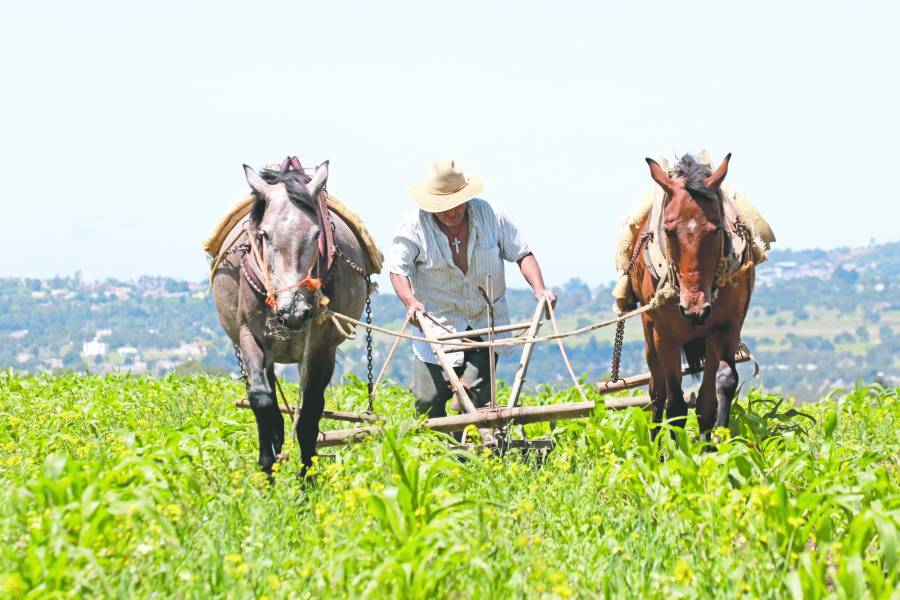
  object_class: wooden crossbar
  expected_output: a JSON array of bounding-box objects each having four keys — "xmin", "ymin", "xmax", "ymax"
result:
[{"xmin": 312, "ymin": 396, "xmax": 652, "ymax": 448}]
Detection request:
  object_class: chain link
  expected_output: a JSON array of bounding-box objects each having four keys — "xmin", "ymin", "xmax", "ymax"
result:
[
  {"xmin": 233, "ymin": 343, "xmax": 250, "ymax": 394},
  {"xmin": 626, "ymin": 231, "xmax": 653, "ymax": 277},
  {"xmin": 610, "ymin": 320, "xmax": 625, "ymax": 382},
  {"xmin": 364, "ymin": 279, "xmax": 374, "ymax": 412},
  {"xmin": 608, "ymin": 231, "xmax": 653, "ymax": 383},
  {"xmin": 334, "ymin": 246, "xmax": 367, "ymax": 276},
  {"xmin": 733, "ymin": 220, "xmax": 752, "ymax": 244}
]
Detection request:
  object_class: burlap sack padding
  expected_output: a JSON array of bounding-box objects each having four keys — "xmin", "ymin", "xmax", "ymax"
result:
[
  {"xmin": 611, "ymin": 181, "xmax": 775, "ymax": 307},
  {"xmin": 203, "ymin": 193, "xmax": 384, "ymax": 275},
  {"xmin": 613, "ymin": 184, "xmax": 775, "ymax": 274}
]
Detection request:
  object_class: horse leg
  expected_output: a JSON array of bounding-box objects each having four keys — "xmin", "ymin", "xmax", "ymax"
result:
[
  {"xmin": 657, "ymin": 337, "xmax": 687, "ymax": 430},
  {"xmin": 715, "ymin": 337, "xmax": 740, "ymax": 429},
  {"xmin": 239, "ymin": 327, "xmax": 278, "ymax": 474},
  {"xmin": 265, "ymin": 365, "xmax": 286, "ymax": 457},
  {"xmin": 715, "ymin": 360, "xmax": 738, "ymax": 428},
  {"xmin": 297, "ymin": 351, "xmax": 337, "ymax": 476},
  {"xmin": 642, "ymin": 320, "xmax": 667, "ymax": 439},
  {"xmin": 695, "ymin": 342, "xmax": 722, "ymax": 435}
]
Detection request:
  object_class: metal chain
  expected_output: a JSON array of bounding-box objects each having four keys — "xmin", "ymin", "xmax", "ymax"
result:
[
  {"xmin": 223, "ymin": 242, "xmax": 249, "ymax": 260},
  {"xmin": 334, "ymin": 246, "xmax": 367, "ymax": 276},
  {"xmin": 608, "ymin": 231, "xmax": 653, "ymax": 382},
  {"xmin": 734, "ymin": 220, "xmax": 752, "ymax": 244},
  {"xmin": 233, "ymin": 343, "xmax": 250, "ymax": 393},
  {"xmin": 330, "ymin": 241, "xmax": 374, "ymax": 408},
  {"xmin": 627, "ymin": 231, "xmax": 653, "ymax": 277},
  {"xmin": 364, "ymin": 280, "xmax": 374, "ymax": 412},
  {"xmin": 610, "ymin": 320, "xmax": 625, "ymax": 382}
]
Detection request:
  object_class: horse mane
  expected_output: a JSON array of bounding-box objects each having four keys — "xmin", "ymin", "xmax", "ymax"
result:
[
  {"xmin": 250, "ymin": 167, "xmax": 315, "ymax": 227},
  {"xmin": 674, "ymin": 154, "xmax": 716, "ymax": 200}
]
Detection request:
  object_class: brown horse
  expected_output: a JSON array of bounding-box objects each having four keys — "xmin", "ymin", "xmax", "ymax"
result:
[{"xmin": 629, "ymin": 153, "xmax": 754, "ymax": 435}]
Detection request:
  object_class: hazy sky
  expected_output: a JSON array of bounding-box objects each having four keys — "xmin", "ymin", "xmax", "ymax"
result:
[{"xmin": 2, "ymin": 1, "xmax": 898, "ymax": 287}]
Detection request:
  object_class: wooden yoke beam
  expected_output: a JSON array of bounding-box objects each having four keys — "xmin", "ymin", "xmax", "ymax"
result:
[{"xmin": 313, "ymin": 396, "xmax": 652, "ymax": 448}]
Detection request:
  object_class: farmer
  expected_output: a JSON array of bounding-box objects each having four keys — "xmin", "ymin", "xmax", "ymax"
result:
[{"xmin": 387, "ymin": 159, "xmax": 556, "ymax": 417}]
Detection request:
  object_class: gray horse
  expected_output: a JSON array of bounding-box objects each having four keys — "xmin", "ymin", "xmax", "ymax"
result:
[{"xmin": 212, "ymin": 161, "xmax": 368, "ymax": 474}]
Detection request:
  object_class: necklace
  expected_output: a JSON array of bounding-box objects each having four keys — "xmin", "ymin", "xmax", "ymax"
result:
[{"xmin": 437, "ymin": 214, "xmax": 468, "ymax": 255}]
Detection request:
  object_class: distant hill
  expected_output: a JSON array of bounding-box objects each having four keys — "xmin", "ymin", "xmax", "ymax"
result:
[{"xmin": 1, "ymin": 242, "xmax": 897, "ymax": 402}]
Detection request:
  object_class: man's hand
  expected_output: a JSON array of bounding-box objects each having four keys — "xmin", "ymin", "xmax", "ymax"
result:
[
  {"xmin": 535, "ymin": 288, "xmax": 557, "ymax": 308},
  {"xmin": 518, "ymin": 254, "xmax": 556, "ymax": 309},
  {"xmin": 407, "ymin": 300, "xmax": 426, "ymax": 325},
  {"xmin": 390, "ymin": 273, "xmax": 426, "ymax": 326}
]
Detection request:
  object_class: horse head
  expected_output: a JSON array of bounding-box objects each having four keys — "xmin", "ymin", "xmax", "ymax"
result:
[
  {"xmin": 243, "ymin": 161, "xmax": 329, "ymax": 329},
  {"xmin": 645, "ymin": 153, "xmax": 731, "ymax": 325}
]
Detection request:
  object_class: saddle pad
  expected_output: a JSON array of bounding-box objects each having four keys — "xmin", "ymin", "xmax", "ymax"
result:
[{"xmin": 203, "ymin": 192, "xmax": 384, "ymax": 275}]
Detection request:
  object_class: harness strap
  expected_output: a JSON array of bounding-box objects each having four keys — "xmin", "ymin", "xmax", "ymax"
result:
[
  {"xmin": 316, "ymin": 189, "xmax": 335, "ymax": 272},
  {"xmin": 244, "ymin": 224, "xmax": 323, "ymax": 311}
]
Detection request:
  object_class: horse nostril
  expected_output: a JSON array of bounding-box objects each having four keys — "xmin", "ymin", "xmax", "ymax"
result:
[
  {"xmin": 701, "ymin": 304, "xmax": 711, "ymax": 320},
  {"xmin": 679, "ymin": 305, "xmax": 689, "ymax": 318}
]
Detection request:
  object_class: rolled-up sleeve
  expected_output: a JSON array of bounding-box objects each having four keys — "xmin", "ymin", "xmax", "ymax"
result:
[
  {"xmin": 386, "ymin": 219, "xmax": 420, "ymax": 277},
  {"xmin": 497, "ymin": 208, "xmax": 532, "ymax": 263}
]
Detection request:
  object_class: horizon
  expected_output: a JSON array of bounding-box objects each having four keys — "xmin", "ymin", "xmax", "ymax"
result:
[
  {"xmin": 7, "ymin": 238, "xmax": 895, "ymax": 288},
  {"xmin": 2, "ymin": 1, "xmax": 899, "ymax": 288}
]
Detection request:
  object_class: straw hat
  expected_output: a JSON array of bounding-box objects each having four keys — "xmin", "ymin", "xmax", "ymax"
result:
[{"xmin": 408, "ymin": 160, "xmax": 484, "ymax": 213}]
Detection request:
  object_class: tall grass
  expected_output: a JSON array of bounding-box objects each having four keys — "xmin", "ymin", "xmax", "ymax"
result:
[{"xmin": 0, "ymin": 373, "xmax": 897, "ymax": 598}]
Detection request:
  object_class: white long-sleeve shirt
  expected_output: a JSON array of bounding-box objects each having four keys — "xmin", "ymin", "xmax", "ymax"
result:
[{"xmin": 386, "ymin": 198, "xmax": 532, "ymax": 366}]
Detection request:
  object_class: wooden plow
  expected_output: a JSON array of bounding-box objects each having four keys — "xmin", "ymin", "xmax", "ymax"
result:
[{"xmin": 234, "ymin": 292, "xmax": 752, "ymax": 452}]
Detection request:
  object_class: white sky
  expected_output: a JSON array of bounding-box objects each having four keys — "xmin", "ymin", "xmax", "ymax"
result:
[{"xmin": 2, "ymin": 1, "xmax": 898, "ymax": 287}]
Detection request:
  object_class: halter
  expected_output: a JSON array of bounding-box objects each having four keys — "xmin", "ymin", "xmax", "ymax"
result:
[
  {"xmin": 246, "ymin": 226, "xmax": 323, "ymax": 311},
  {"xmin": 240, "ymin": 157, "xmax": 337, "ymax": 312}
]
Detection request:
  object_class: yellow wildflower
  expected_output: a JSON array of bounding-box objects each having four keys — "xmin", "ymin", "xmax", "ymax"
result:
[
  {"xmin": 267, "ymin": 574, "xmax": 281, "ymax": 590},
  {"xmin": 673, "ymin": 559, "xmax": 693, "ymax": 585}
]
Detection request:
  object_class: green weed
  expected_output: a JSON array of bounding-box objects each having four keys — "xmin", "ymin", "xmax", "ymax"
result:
[{"xmin": 0, "ymin": 373, "xmax": 897, "ymax": 598}]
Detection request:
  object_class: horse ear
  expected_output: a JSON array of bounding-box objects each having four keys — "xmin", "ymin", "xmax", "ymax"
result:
[
  {"xmin": 704, "ymin": 152, "xmax": 731, "ymax": 191},
  {"xmin": 306, "ymin": 160, "xmax": 329, "ymax": 199},
  {"xmin": 244, "ymin": 165, "xmax": 270, "ymax": 197},
  {"xmin": 645, "ymin": 158, "xmax": 673, "ymax": 194}
]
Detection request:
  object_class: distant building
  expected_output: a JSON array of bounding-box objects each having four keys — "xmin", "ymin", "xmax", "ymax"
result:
[
  {"xmin": 82, "ymin": 341, "xmax": 107, "ymax": 357},
  {"xmin": 173, "ymin": 343, "xmax": 206, "ymax": 358},
  {"xmin": 41, "ymin": 358, "xmax": 64, "ymax": 370}
]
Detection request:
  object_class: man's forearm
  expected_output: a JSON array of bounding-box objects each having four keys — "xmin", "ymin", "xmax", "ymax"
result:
[
  {"xmin": 389, "ymin": 273, "xmax": 423, "ymax": 311},
  {"xmin": 518, "ymin": 254, "xmax": 547, "ymax": 293},
  {"xmin": 518, "ymin": 254, "xmax": 557, "ymax": 305}
]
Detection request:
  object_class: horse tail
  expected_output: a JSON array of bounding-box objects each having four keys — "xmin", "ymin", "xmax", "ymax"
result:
[{"xmin": 682, "ymin": 338, "xmax": 705, "ymax": 380}]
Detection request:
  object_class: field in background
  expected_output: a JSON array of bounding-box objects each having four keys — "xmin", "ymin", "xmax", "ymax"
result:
[
  {"xmin": 1, "ymin": 375, "xmax": 897, "ymax": 598},
  {"xmin": 3, "ymin": 242, "xmax": 898, "ymax": 402}
]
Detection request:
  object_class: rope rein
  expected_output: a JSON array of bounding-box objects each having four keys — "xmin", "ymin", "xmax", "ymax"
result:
[{"xmin": 324, "ymin": 285, "xmax": 675, "ymax": 349}]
